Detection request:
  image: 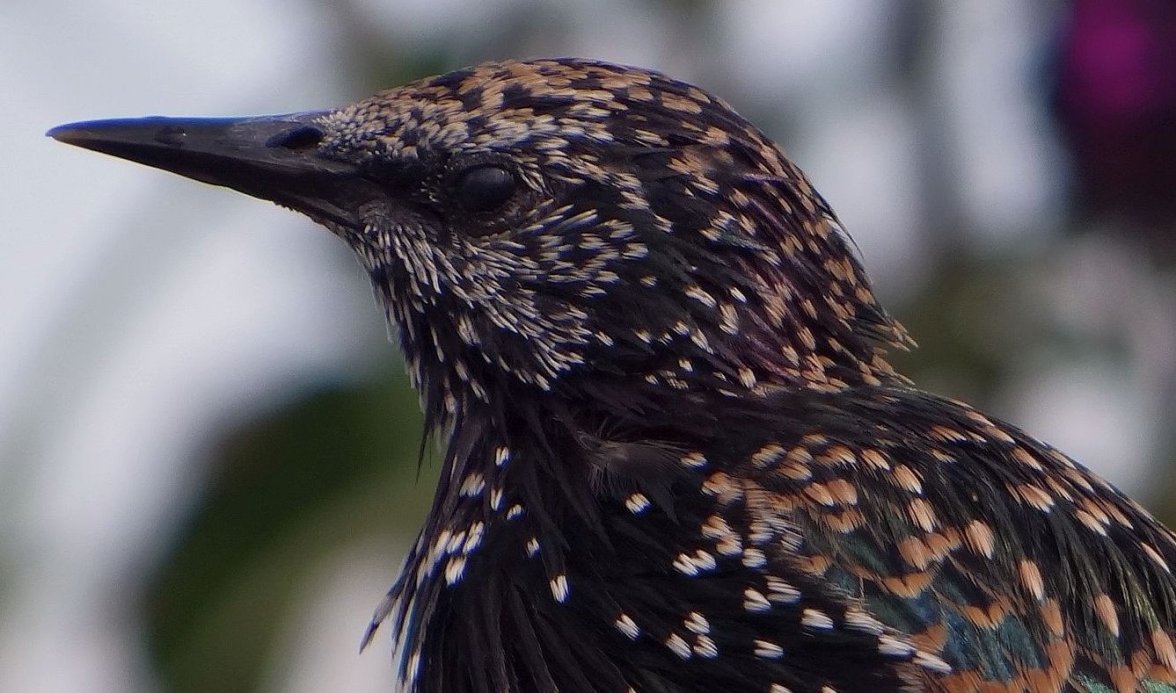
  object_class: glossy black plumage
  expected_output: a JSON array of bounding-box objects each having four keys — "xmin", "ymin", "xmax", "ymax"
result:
[{"xmin": 51, "ymin": 58, "xmax": 1176, "ymax": 692}]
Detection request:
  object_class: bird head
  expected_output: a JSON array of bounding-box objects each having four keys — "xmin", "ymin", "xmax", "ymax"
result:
[{"xmin": 50, "ymin": 58, "xmax": 909, "ymax": 433}]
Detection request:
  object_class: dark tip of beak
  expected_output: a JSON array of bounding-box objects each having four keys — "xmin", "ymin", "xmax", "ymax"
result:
[{"xmin": 48, "ymin": 112, "xmax": 363, "ymax": 228}]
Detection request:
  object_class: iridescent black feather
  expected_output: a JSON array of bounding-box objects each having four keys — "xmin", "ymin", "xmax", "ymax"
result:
[{"xmin": 51, "ymin": 58, "xmax": 1176, "ymax": 692}]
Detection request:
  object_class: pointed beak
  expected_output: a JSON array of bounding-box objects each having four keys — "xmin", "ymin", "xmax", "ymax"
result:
[{"xmin": 48, "ymin": 112, "xmax": 366, "ymax": 228}]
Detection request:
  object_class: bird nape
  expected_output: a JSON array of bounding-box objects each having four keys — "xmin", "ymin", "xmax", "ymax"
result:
[{"xmin": 50, "ymin": 58, "xmax": 1176, "ymax": 693}]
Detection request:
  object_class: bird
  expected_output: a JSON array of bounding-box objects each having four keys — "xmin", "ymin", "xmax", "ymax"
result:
[{"xmin": 49, "ymin": 57, "xmax": 1176, "ymax": 692}]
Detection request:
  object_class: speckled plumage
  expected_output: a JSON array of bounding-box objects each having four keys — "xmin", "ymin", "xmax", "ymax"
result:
[{"xmin": 51, "ymin": 58, "xmax": 1176, "ymax": 692}]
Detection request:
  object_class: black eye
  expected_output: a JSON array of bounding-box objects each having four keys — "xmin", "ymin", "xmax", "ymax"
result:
[{"xmin": 454, "ymin": 164, "xmax": 517, "ymax": 213}]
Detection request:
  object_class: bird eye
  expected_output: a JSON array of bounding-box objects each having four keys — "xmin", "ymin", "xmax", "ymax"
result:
[{"xmin": 454, "ymin": 164, "xmax": 517, "ymax": 213}]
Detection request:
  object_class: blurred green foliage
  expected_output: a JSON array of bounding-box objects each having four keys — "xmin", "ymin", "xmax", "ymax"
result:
[{"xmin": 146, "ymin": 364, "xmax": 435, "ymax": 693}]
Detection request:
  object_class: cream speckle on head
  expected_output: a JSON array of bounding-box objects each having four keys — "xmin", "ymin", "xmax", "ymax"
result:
[
  {"xmin": 743, "ymin": 587, "xmax": 771, "ymax": 613},
  {"xmin": 801, "ymin": 608, "xmax": 834, "ymax": 631},
  {"xmin": 549, "ymin": 574, "xmax": 570, "ymax": 602},
  {"xmin": 665, "ymin": 633, "xmax": 692, "ymax": 660},
  {"xmin": 614, "ymin": 612, "xmax": 640, "ymax": 640},
  {"xmin": 753, "ymin": 639, "xmax": 785, "ymax": 660}
]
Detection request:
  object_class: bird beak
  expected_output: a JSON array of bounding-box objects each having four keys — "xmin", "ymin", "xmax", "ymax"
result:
[{"xmin": 48, "ymin": 112, "xmax": 365, "ymax": 228}]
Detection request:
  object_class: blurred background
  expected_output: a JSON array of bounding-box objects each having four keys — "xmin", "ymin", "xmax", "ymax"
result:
[{"xmin": 3, "ymin": 0, "xmax": 1176, "ymax": 691}]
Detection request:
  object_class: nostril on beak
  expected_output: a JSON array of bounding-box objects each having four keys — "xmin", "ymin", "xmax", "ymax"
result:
[{"xmin": 266, "ymin": 125, "xmax": 324, "ymax": 150}]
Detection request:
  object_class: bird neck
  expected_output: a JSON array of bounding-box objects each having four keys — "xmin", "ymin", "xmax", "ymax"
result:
[
  {"xmin": 396, "ymin": 319, "xmax": 912, "ymax": 445},
  {"xmin": 380, "ymin": 391, "xmax": 611, "ymax": 685}
]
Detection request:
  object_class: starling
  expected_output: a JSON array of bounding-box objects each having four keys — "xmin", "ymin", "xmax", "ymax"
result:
[{"xmin": 50, "ymin": 58, "xmax": 1176, "ymax": 692}]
